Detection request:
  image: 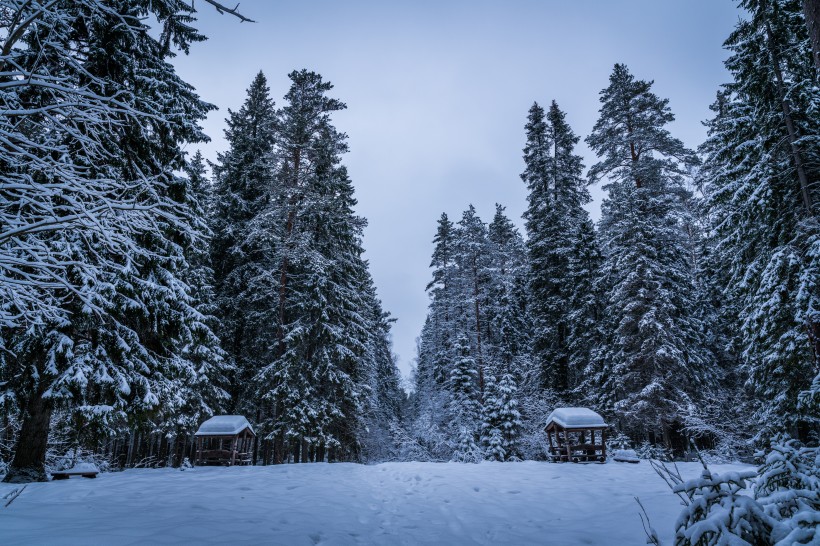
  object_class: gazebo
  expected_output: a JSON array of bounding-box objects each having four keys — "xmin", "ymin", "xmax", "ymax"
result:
[
  {"xmin": 544, "ymin": 407, "xmax": 608, "ymax": 463},
  {"xmin": 194, "ymin": 415, "xmax": 256, "ymax": 466}
]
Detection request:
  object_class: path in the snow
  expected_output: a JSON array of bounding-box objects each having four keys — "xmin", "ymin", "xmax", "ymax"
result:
[{"xmin": 0, "ymin": 460, "xmax": 750, "ymax": 545}]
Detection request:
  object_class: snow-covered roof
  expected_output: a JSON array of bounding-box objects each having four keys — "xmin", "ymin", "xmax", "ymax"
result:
[
  {"xmin": 545, "ymin": 407, "xmax": 606, "ymax": 429},
  {"xmin": 195, "ymin": 415, "xmax": 255, "ymax": 437}
]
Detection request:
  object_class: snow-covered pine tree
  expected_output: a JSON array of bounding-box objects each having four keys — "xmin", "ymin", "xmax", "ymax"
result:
[
  {"xmin": 257, "ymin": 70, "xmax": 376, "ymax": 463},
  {"xmin": 702, "ymin": 0, "xmax": 820, "ymax": 438},
  {"xmin": 450, "ymin": 335, "xmax": 482, "ymax": 462},
  {"xmin": 2, "ymin": 1, "xmax": 219, "ymax": 482},
  {"xmin": 481, "ymin": 373, "xmax": 523, "ymax": 461},
  {"xmin": 584, "ymin": 64, "xmax": 707, "ymax": 449},
  {"xmin": 521, "ymin": 101, "xmax": 595, "ymax": 393},
  {"xmin": 481, "ymin": 205, "xmax": 527, "ymax": 461},
  {"xmin": 654, "ymin": 460, "xmax": 771, "ymax": 545},
  {"xmin": 453, "ymin": 205, "xmax": 492, "ymax": 397},
  {"xmin": 210, "ymin": 71, "xmax": 279, "ymax": 420},
  {"xmin": 485, "ymin": 204, "xmax": 529, "ymax": 379},
  {"xmin": 358, "ymin": 284, "xmax": 406, "ymax": 462},
  {"xmin": 0, "ymin": 1, "xmax": 250, "ymax": 344},
  {"xmin": 520, "ymin": 102, "xmax": 556, "ymax": 389},
  {"xmin": 565, "ymin": 219, "xmax": 603, "ymax": 394},
  {"xmin": 161, "ymin": 152, "xmax": 230, "ymax": 465},
  {"xmin": 426, "ymin": 213, "xmax": 459, "ymax": 390},
  {"xmin": 411, "ymin": 214, "xmax": 460, "ymax": 459}
]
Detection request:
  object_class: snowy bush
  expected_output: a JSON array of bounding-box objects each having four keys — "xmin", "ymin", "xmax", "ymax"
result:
[
  {"xmin": 754, "ymin": 437, "xmax": 820, "ymax": 544},
  {"xmin": 651, "ymin": 437, "xmax": 820, "ymax": 546},
  {"xmin": 609, "ymin": 431, "xmax": 633, "ymax": 450},
  {"xmin": 637, "ymin": 440, "xmax": 672, "ymax": 462},
  {"xmin": 655, "ymin": 460, "xmax": 770, "ymax": 545}
]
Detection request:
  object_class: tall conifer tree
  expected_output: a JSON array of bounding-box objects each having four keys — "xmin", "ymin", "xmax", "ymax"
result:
[
  {"xmin": 210, "ymin": 72, "xmax": 278, "ymax": 417},
  {"xmin": 585, "ymin": 64, "xmax": 706, "ymax": 448},
  {"xmin": 703, "ymin": 0, "xmax": 820, "ymax": 436}
]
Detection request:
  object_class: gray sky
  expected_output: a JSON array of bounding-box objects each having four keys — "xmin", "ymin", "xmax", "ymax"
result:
[{"xmin": 171, "ymin": 1, "xmax": 742, "ymax": 381}]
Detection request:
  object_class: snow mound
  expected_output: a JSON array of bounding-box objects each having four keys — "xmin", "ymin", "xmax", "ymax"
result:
[
  {"xmin": 65, "ymin": 462, "xmax": 99, "ymax": 473},
  {"xmin": 612, "ymin": 449, "xmax": 640, "ymax": 463},
  {"xmin": 546, "ymin": 407, "xmax": 606, "ymax": 429},
  {"xmin": 194, "ymin": 415, "xmax": 254, "ymax": 436}
]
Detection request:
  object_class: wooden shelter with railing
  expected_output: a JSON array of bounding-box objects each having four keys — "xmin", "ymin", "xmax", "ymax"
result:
[
  {"xmin": 544, "ymin": 407, "xmax": 608, "ymax": 463},
  {"xmin": 194, "ymin": 415, "xmax": 255, "ymax": 466}
]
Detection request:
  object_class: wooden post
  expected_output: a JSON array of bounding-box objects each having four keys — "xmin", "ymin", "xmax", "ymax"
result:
[
  {"xmin": 564, "ymin": 429, "xmax": 570, "ymax": 462},
  {"xmin": 601, "ymin": 429, "xmax": 606, "ymax": 461}
]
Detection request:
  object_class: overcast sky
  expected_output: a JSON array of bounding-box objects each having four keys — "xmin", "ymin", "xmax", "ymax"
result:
[{"xmin": 171, "ymin": 0, "xmax": 742, "ymax": 381}]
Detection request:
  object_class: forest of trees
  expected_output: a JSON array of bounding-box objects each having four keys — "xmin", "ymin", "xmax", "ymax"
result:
[
  {"xmin": 408, "ymin": 0, "xmax": 819, "ymax": 465},
  {"xmin": 0, "ymin": 1, "xmax": 817, "ymax": 527},
  {"xmin": 0, "ymin": 1, "xmax": 405, "ymax": 483}
]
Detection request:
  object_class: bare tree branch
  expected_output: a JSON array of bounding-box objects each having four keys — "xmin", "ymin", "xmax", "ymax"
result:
[{"xmin": 198, "ymin": 0, "xmax": 255, "ymax": 23}]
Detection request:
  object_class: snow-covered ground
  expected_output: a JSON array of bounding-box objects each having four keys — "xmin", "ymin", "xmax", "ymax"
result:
[{"xmin": 1, "ymin": 460, "xmax": 750, "ymax": 545}]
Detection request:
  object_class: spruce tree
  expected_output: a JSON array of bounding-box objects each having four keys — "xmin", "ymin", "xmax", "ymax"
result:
[
  {"xmin": 449, "ymin": 335, "xmax": 481, "ymax": 462},
  {"xmin": 210, "ymin": 71, "xmax": 279, "ymax": 417},
  {"xmin": 2, "ymin": 1, "xmax": 219, "ymax": 482},
  {"xmin": 411, "ymin": 214, "xmax": 460, "ymax": 459},
  {"xmin": 486, "ymin": 204, "xmax": 529, "ymax": 377},
  {"xmin": 453, "ymin": 205, "xmax": 491, "ymax": 395},
  {"xmin": 703, "ymin": 0, "xmax": 820, "ymax": 437},
  {"xmin": 521, "ymin": 101, "xmax": 594, "ymax": 392},
  {"xmin": 481, "ymin": 373, "xmax": 523, "ymax": 461},
  {"xmin": 257, "ymin": 70, "xmax": 375, "ymax": 463},
  {"xmin": 585, "ymin": 64, "xmax": 706, "ymax": 449}
]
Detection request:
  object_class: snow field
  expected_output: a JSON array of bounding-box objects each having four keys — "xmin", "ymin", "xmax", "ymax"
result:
[{"xmin": 0, "ymin": 461, "xmax": 751, "ymax": 545}]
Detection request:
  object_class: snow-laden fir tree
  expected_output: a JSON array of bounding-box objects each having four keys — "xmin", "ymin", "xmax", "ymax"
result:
[
  {"xmin": 521, "ymin": 101, "xmax": 595, "ymax": 393},
  {"xmin": 453, "ymin": 205, "xmax": 492, "ymax": 396},
  {"xmin": 449, "ymin": 335, "xmax": 482, "ymax": 463},
  {"xmin": 485, "ymin": 204, "xmax": 530, "ymax": 380},
  {"xmin": 481, "ymin": 373, "xmax": 523, "ymax": 461},
  {"xmin": 161, "ymin": 152, "xmax": 231, "ymax": 463},
  {"xmin": 584, "ymin": 64, "xmax": 707, "ymax": 449},
  {"xmin": 702, "ymin": 0, "xmax": 820, "ymax": 439},
  {"xmin": 358, "ymin": 285, "xmax": 406, "ymax": 462},
  {"xmin": 411, "ymin": 214, "xmax": 460, "ymax": 460},
  {"xmin": 2, "ymin": 1, "xmax": 220, "ymax": 482},
  {"xmin": 656, "ymin": 435, "xmax": 819, "ymax": 545},
  {"xmin": 256, "ymin": 70, "xmax": 378, "ymax": 463},
  {"xmin": 210, "ymin": 71, "xmax": 279, "ymax": 417}
]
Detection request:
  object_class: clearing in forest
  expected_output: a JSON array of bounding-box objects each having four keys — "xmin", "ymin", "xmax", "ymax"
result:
[{"xmin": 0, "ymin": 460, "xmax": 751, "ymax": 545}]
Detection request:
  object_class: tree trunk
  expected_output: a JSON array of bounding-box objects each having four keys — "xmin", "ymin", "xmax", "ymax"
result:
[
  {"xmin": 765, "ymin": 17, "xmax": 815, "ymax": 216},
  {"xmin": 273, "ymin": 430, "xmax": 284, "ymax": 464},
  {"xmin": 473, "ymin": 261, "xmax": 484, "ymax": 396},
  {"xmin": 803, "ymin": 0, "xmax": 820, "ymax": 71},
  {"xmin": 3, "ymin": 391, "xmax": 53, "ymax": 483}
]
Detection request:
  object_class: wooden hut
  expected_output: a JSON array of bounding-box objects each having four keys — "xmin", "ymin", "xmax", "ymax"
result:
[
  {"xmin": 544, "ymin": 407, "xmax": 607, "ymax": 463},
  {"xmin": 194, "ymin": 415, "xmax": 255, "ymax": 466}
]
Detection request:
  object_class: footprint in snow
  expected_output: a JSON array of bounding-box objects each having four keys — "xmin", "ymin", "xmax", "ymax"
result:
[
  {"xmin": 309, "ymin": 532, "xmax": 323, "ymax": 545},
  {"xmin": 507, "ymin": 490, "xmax": 521, "ymax": 494},
  {"xmin": 286, "ymin": 485, "xmax": 298, "ymax": 490},
  {"xmin": 473, "ymin": 486, "xmax": 480, "ymax": 492}
]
